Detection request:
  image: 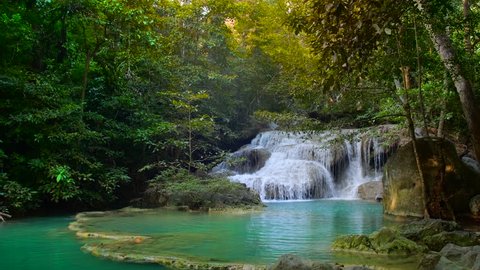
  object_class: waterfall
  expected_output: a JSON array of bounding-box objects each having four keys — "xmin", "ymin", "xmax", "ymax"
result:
[{"xmin": 214, "ymin": 129, "xmax": 397, "ymax": 201}]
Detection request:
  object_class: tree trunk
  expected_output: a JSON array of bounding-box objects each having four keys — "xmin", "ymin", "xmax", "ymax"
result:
[
  {"xmin": 437, "ymin": 72, "xmax": 449, "ymax": 138},
  {"xmin": 400, "ymin": 67, "xmax": 430, "ymax": 219},
  {"xmin": 414, "ymin": 18, "xmax": 429, "ymax": 135},
  {"xmin": 426, "ymin": 25, "xmax": 480, "ymax": 160},
  {"xmin": 415, "ymin": 0, "xmax": 480, "ymax": 159}
]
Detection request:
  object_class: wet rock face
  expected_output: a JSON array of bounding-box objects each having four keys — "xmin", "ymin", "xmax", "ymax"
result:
[
  {"xmin": 383, "ymin": 138, "xmax": 480, "ymax": 219},
  {"xmin": 227, "ymin": 148, "xmax": 271, "ymax": 174}
]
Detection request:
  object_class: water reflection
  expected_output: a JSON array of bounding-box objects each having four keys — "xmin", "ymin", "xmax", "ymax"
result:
[{"xmin": 244, "ymin": 200, "xmax": 384, "ymax": 262}]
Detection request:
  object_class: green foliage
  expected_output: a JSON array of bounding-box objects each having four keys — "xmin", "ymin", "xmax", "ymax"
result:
[
  {"xmin": 51, "ymin": 165, "xmax": 74, "ymax": 184},
  {"xmin": 0, "ymin": 0, "xmax": 302, "ymax": 213},
  {"xmin": 3, "ymin": 0, "xmax": 474, "ymax": 215},
  {"xmin": 254, "ymin": 110, "xmax": 322, "ymax": 130},
  {"xmin": 287, "ymin": 0, "xmax": 480, "ymax": 144},
  {"xmin": 147, "ymin": 168, "xmax": 261, "ymax": 210},
  {"xmin": 0, "ymin": 180, "xmax": 38, "ymax": 213}
]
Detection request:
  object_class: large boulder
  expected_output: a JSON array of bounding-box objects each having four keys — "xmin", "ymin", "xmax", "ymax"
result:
[
  {"xmin": 383, "ymin": 138, "xmax": 480, "ymax": 219},
  {"xmin": 223, "ymin": 148, "xmax": 271, "ymax": 174},
  {"xmin": 357, "ymin": 181, "xmax": 383, "ymax": 201}
]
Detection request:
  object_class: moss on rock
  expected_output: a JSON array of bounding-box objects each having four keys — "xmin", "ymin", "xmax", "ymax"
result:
[
  {"xmin": 136, "ymin": 170, "xmax": 263, "ymax": 210},
  {"xmin": 422, "ymin": 231, "xmax": 480, "ymax": 252},
  {"xmin": 332, "ymin": 235, "xmax": 373, "ymax": 253},
  {"xmin": 332, "ymin": 227, "xmax": 426, "ymax": 256}
]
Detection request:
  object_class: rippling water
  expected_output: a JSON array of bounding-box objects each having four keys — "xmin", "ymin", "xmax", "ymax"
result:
[
  {"xmin": 0, "ymin": 200, "xmax": 395, "ymax": 269},
  {"xmin": 0, "ymin": 216, "xmax": 163, "ymax": 270},
  {"xmin": 75, "ymin": 200, "xmax": 386, "ymax": 264}
]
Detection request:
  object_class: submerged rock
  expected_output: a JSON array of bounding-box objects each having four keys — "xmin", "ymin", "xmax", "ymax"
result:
[
  {"xmin": 269, "ymin": 254, "xmax": 372, "ymax": 270},
  {"xmin": 383, "ymin": 138, "xmax": 480, "ymax": 219},
  {"xmin": 269, "ymin": 254, "xmax": 313, "ymax": 270},
  {"xmin": 83, "ymin": 244, "xmax": 267, "ymax": 270}
]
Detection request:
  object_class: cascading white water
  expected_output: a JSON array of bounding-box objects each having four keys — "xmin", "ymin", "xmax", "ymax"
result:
[{"xmin": 215, "ymin": 129, "xmax": 396, "ymax": 201}]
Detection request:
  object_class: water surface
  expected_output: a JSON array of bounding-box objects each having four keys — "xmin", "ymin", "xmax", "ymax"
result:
[
  {"xmin": 0, "ymin": 200, "xmax": 398, "ymax": 269},
  {"xmin": 0, "ymin": 216, "xmax": 163, "ymax": 270},
  {"xmin": 76, "ymin": 200, "xmax": 385, "ymax": 264}
]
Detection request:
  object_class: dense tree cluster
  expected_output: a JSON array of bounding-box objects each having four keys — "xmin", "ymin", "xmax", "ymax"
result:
[
  {"xmin": 290, "ymin": 0, "xmax": 480, "ymax": 157},
  {"xmin": 0, "ymin": 0, "xmax": 311, "ymax": 214},
  {"xmin": 1, "ymin": 0, "xmax": 478, "ymax": 215}
]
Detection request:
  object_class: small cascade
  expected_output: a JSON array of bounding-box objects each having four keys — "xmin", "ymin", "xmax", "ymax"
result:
[{"xmin": 213, "ymin": 129, "xmax": 397, "ymax": 201}]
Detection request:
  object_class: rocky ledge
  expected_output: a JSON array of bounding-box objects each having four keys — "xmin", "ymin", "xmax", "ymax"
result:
[
  {"xmin": 332, "ymin": 219, "xmax": 480, "ymax": 269},
  {"xmin": 269, "ymin": 254, "xmax": 372, "ymax": 270}
]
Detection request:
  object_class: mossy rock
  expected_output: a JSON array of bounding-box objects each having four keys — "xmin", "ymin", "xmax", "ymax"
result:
[
  {"xmin": 398, "ymin": 219, "xmax": 460, "ymax": 241},
  {"xmin": 332, "ymin": 228, "xmax": 427, "ymax": 256},
  {"xmin": 422, "ymin": 231, "xmax": 480, "ymax": 252},
  {"xmin": 332, "ymin": 235, "xmax": 374, "ymax": 253},
  {"xmin": 138, "ymin": 174, "xmax": 263, "ymax": 210},
  {"xmin": 370, "ymin": 228, "xmax": 427, "ymax": 255}
]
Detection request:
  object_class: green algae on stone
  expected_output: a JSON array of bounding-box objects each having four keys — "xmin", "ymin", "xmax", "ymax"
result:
[
  {"xmin": 422, "ymin": 231, "xmax": 480, "ymax": 251},
  {"xmin": 332, "ymin": 227, "xmax": 427, "ymax": 256},
  {"xmin": 332, "ymin": 235, "xmax": 374, "ymax": 253}
]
